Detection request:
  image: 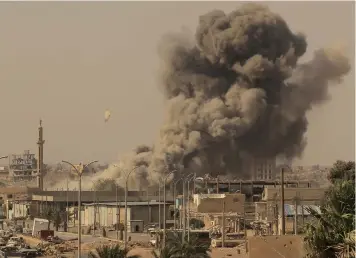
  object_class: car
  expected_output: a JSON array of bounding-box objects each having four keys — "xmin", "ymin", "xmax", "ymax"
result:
[
  {"xmin": 47, "ymin": 235, "xmax": 63, "ymax": 244},
  {"xmin": 7, "ymin": 236, "xmax": 24, "ymax": 247},
  {"xmin": 18, "ymin": 248, "xmax": 39, "ymax": 257}
]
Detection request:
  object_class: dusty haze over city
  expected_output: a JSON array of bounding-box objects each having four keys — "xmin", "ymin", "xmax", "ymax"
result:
[{"xmin": 0, "ymin": 1, "xmax": 354, "ymax": 169}]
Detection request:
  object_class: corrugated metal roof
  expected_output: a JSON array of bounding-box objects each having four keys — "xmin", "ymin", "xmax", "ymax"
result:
[
  {"xmin": 284, "ymin": 204, "xmax": 321, "ymax": 216},
  {"xmin": 83, "ymin": 201, "xmax": 168, "ymax": 206}
]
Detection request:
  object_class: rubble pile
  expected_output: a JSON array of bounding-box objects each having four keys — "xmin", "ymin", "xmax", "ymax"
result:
[
  {"xmin": 37, "ymin": 240, "xmax": 76, "ymax": 256},
  {"xmin": 128, "ymin": 241, "xmax": 150, "ymax": 249}
]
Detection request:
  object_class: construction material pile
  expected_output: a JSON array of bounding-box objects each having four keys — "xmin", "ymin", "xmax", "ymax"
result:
[
  {"xmin": 128, "ymin": 241, "xmax": 151, "ymax": 249},
  {"xmin": 37, "ymin": 240, "xmax": 76, "ymax": 256}
]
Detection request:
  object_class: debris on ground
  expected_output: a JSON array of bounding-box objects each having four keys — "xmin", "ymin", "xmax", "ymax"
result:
[
  {"xmin": 128, "ymin": 241, "xmax": 151, "ymax": 249},
  {"xmin": 37, "ymin": 239, "xmax": 77, "ymax": 256}
]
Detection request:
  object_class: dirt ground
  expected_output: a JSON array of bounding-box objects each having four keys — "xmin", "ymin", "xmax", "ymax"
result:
[
  {"xmin": 21, "ymin": 233, "xmax": 303, "ymax": 258},
  {"xmin": 20, "ymin": 234, "xmax": 248, "ymax": 258},
  {"xmin": 248, "ymin": 235, "xmax": 304, "ymax": 258}
]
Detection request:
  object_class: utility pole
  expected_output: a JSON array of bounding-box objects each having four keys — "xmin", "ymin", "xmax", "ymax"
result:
[
  {"xmin": 244, "ymin": 206, "xmax": 247, "ymax": 252},
  {"xmin": 275, "ymin": 203, "xmax": 278, "ymax": 235},
  {"xmin": 173, "ymin": 178, "xmax": 183, "ymax": 230},
  {"xmin": 124, "ymin": 166, "xmax": 139, "ymax": 250},
  {"xmin": 280, "ymin": 167, "xmax": 285, "ymax": 235},
  {"xmin": 93, "ymin": 188, "xmax": 96, "ymax": 236},
  {"xmin": 187, "ymin": 174, "xmax": 195, "ymax": 241},
  {"xmin": 66, "ymin": 179, "xmax": 69, "ymax": 232},
  {"xmin": 182, "ymin": 179, "xmax": 186, "ymax": 242},
  {"xmin": 116, "ymin": 184, "xmax": 119, "ymax": 240},
  {"xmin": 182, "ymin": 173, "xmax": 193, "ymax": 241},
  {"xmin": 301, "ymin": 202, "xmax": 305, "ymax": 228},
  {"xmin": 173, "ymin": 181, "xmax": 176, "ymax": 230},
  {"xmin": 222, "ymin": 201, "xmax": 225, "ymax": 248},
  {"xmin": 78, "ymin": 170, "xmax": 82, "ymax": 257},
  {"xmin": 163, "ymin": 170, "xmax": 175, "ymax": 247},
  {"xmin": 294, "ymin": 197, "xmax": 298, "ymax": 235},
  {"xmin": 294, "ymin": 193, "xmax": 300, "ymax": 235},
  {"xmin": 158, "ymin": 182, "xmax": 161, "ymax": 229},
  {"xmin": 147, "ymin": 190, "xmax": 150, "ymax": 223}
]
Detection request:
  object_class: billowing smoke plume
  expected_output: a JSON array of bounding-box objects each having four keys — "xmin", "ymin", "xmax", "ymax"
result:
[
  {"xmin": 142, "ymin": 3, "xmax": 350, "ymax": 182},
  {"xmin": 53, "ymin": 3, "xmax": 350, "ymax": 190}
]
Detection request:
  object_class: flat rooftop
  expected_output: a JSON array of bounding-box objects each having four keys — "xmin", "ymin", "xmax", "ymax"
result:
[{"xmin": 83, "ymin": 201, "xmax": 168, "ymax": 206}]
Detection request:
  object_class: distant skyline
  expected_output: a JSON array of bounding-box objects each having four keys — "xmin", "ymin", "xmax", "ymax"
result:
[{"xmin": 0, "ymin": 1, "xmax": 354, "ymax": 166}]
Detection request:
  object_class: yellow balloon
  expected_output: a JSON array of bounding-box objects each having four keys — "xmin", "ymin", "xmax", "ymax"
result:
[{"xmin": 104, "ymin": 109, "xmax": 111, "ymax": 122}]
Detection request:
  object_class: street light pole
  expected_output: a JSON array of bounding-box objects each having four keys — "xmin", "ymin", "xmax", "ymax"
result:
[
  {"xmin": 280, "ymin": 167, "xmax": 285, "ymax": 235},
  {"xmin": 66, "ymin": 178, "xmax": 69, "ymax": 232},
  {"xmin": 124, "ymin": 166, "xmax": 139, "ymax": 250},
  {"xmin": 158, "ymin": 181, "xmax": 162, "ymax": 230},
  {"xmin": 187, "ymin": 174, "xmax": 196, "ymax": 241},
  {"xmin": 173, "ymin": 178, "xmax": 183, "ymax": 230},
  {"xmin": 62, "ymin": 160, "xmax": 98, "ymax": 258},
  {"xmin": 182, "ymin": 173, "xmax": 194, "ymax": 241},
  {"xmin": 163, "ymin": 170, "xmax": 176, "ymax": 247},
  {"xmin": 112, "ymin": 164, "xmax": 123, "ymax": 240},
  {"xmin": 116, "ymin": 183, "xmax": 119, "ymax": 240}
]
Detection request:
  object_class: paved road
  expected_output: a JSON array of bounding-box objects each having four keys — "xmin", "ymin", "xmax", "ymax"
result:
[
  {"xmin": 55, "ymin": 231, "xmax": 105, "ymax": 244},
  {"xmin": 106, "ymin": 230, "xmax": 150, "ymax": 242}
]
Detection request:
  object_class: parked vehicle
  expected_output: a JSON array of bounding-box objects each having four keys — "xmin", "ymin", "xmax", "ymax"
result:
[
  {"xmin": 7, "ymin": 236, "xmax": 24, "ymax": 247},
  {"xmin": 18, "ymin": 248, "xmax": 39, "ymax": 257},
  {"xmin": 47, "ymin": 235, "xmax": 63, "ymax": 244}
]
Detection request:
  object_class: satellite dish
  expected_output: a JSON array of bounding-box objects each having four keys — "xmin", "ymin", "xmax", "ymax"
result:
[{"xmin": 104, "ymin": 109, "xmax": 111, "ymax": 122}]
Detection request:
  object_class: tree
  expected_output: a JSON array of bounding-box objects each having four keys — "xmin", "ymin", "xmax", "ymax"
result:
[
  {"xmin": 152, "ymin": 232, "xmax": 211, "ymax": 258},
  {"xmin": 41, "ymin": 207, "xmax": 68, "ymax": 231},
  {"xmin": 328, "ymin": 160, "xmax": 355, "ymax": 183},
  {"xmin": 88, "ymin": 244, "xmax": 140, "ymax": 258},
  {"xmin": 304, "ymin": 160, "xmax": 355, "ymax": 258},
  {"xmin": 41, "ymin": 207, "xmax": 55, "ymax": 230},
  {"xmin": 53, "ymin": 211, "xmax": 62, "ymax": 231}
]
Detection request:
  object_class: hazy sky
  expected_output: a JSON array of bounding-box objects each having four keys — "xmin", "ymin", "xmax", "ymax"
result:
[{"xmin": 0, "ymin": 1, "xmax": 354, "ymax": 166}]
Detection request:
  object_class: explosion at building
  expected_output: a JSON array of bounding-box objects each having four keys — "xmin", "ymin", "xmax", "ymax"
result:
[{"xmin": 54, "ymin": 3, "xmax": 350, "ymax": 190}]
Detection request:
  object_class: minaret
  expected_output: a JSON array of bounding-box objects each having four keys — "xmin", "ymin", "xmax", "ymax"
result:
[{"xmin": 37, "ymin": 119, "xmax": 45, "ymax": 191}]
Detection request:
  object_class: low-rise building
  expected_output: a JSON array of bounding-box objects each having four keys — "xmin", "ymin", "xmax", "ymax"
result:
[
  {"xmin": 177, "ymin": 193, "xmax": 246, "ymax": 231},
  {"xmin": 8, "ymin": 150, "xmax": 37, "ymax": 181},
  {"xmin": 81, "ymin": 201, "xmax": 172, "ymax": 232},
  {"xmin": 193, "ymin": 193, "xmax": 245, "ymax": 214},
  {"xmin": 258, "ymin": 186, "xmax": 325, "ymax": 234},
  {"xmin": 0, "ymin": 166, "xmax": 9, "ymax": 179}
]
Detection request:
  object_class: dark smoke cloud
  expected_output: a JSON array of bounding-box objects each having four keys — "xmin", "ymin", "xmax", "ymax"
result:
[
  {"xmin": 145, "ymin": 3, "xmax": 350, "ymax": 181},
  {"xmin": 70, "ymin": 3, "xmax": 350, "ymax": 189}
]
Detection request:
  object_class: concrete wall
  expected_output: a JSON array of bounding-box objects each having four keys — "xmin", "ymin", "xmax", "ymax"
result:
[
  {"xmin": 193, "ymin": 194, "xmax": 225, "ymax": 206},
  {"xmin": 83, "ymin": 206, "xmax": 124, "ymax": 227},
  {"xmin": 196, "ymin": 194, "xmax": 245, "ymax": 213},
  {"xmin": 81, "ymin": 204, "xmax": 172, "ymax": 231},
  {"xmin": 131, "ymin": 205, "xmax": 172, "ymax": 226},
  {"xmin": 263, "ymin": 187, "xmax": 325, "ymax": 203},
  {"xmin": 255, "ymin": 202, "xmax": 268, "ymax": 220},
  {"xmin": 32, "ymin": 191, "xmax": 174, "ymax": 203}
]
